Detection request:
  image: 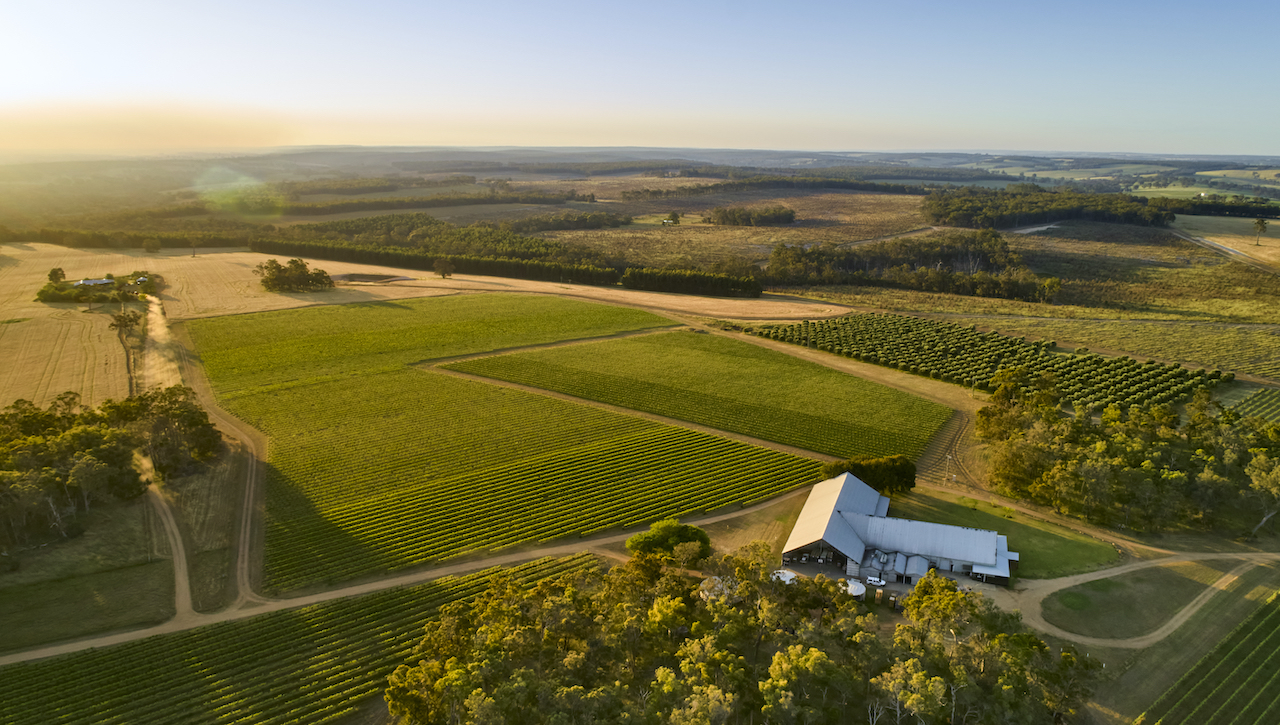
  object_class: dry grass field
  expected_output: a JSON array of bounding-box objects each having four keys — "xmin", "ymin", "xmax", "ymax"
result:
[{"xmin": 1173, "ymin": 215, "xmax": 1280, "ymax": 269}]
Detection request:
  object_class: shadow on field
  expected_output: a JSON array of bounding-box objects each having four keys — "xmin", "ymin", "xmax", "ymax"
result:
[{"xmin": 259, "ymin": 462, "xmax": 402, "ymax": 598}]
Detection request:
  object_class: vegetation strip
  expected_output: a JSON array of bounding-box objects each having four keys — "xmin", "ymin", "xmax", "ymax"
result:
[{"xmin": 0, "ymin": 556, "xmax": 596, "ymax": 725}]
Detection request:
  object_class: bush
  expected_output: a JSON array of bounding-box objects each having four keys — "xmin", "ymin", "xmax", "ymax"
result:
[{"xmin": 625, "ymin": 519, "xmax": 712, "ymax": 560}]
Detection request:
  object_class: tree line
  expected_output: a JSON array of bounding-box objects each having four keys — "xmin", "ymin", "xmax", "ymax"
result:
[
  {"xmin": 1, "ymin": 387, "xmax": 221, "ymax": 550},
  {"xmin": 385, "ymin": 545, "xmax": 1099, "ymax": 724},
  {"xmin": 620, "ymin": 176, "xmax": 934, "ymax": 201},
  {"xmin": 977, "ymin": 369, "xmax": 1280, "ymax": 534},
  {"xmin": 247, "ymin": 239, "xmax": 621, "ymax": 286},
  {"xmin": 703, "ymin": 206, "xmax": 796, "ymax": 226},
  {"xmin": 766, "ymin": 230, "xmax": 1062, "ymax": 303},
  {"xmin": 621, "ymin": 267, "xmax": 763, "ymax": 298},
  {"xmin": 820, "ymin": 455, "xmax": 917, "ymax": 495},
  {"xmin": 273, "ymin": 175, "xmax": 478, "ymax": 198},
  {"xmin": 921, "ymin": 186, "xmax": 1175, "ymax": 228},
  {"xmin": 472, "ymin": 210, "xmax": 632, "ymax": 234},
  {"xmin": 1145, "ymin": 196, "xmax": 1280, "ymax": 219}
]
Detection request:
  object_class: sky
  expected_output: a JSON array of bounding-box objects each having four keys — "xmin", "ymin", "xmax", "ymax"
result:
[{"xmin": 2, "ymin": 0, "xmax": 1277, "ymax": 157}]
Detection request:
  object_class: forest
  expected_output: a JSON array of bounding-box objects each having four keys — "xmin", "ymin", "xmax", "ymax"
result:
[
  {"xmin": 921, "ymin": 186, "xmax": 1175, "ymax": 228},
  {"xmin": 766, "ymin": 230, "xmax": 1061, "ymax": 303},
  {"xmin": 977, "ymin": 369, "xmax": 1280, "ymax": 534},
  {"xmin": 703, "ymin": 206, "xmax": 796, "ymax": 226},
  {"xmin": 0, "ymin": 387, "xmax": 221, "ymax": 548},
  {"xmin": 385, "ymin": 547, "xmax": 1099, "ymax": 725}
]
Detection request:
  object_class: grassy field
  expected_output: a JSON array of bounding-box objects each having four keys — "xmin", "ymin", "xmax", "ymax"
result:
[
  {"xmin": 1137, "ymin": 582, "xmax": 1280, "ymax": 725},
  {"xmin": 1174, "ymin": 214, "xmax": 1280, "ymax": 268},
  {"xmin": 190, "ymin": 296, "xmax": 826, "ymax": 592},
  {"xmin": 0, "ymin": 556, "xmax": 594, "ymax": 725},
  {"xmin": 1041, "ymin": 560, "xmax": 1240, "ymax": 639},
  {"xmin": 0, "ymin": 498, "xmax": 174, "ymax": 652},
  {"xmin": 1011, "ymin": 222, "xmax": 1280, "ymax": 323},
  {"xmin": 188, "ymin": 293, "xmax": 675, "ymax": 399},
  {"xmin": 167, "ymin": 448, "xmax": 249, "ymax": 611},
  {"xmin": 886, "ymin": 488, "xmax": 1118, "ymax": 579},
  {"xmin": 445, "ymin": 331, "xmax": 951, "ymax": 460}
]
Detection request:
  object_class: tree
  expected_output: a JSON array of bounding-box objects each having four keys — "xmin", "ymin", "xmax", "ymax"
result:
[
  {"xmin": 189, "ymin": 238, "xmax": 201, "ymax": 257},
  {"xmin": 253, "ymin": 258, "xmax": 334, "ymax": 292},
  {"xmin": 143, "ymin": 239, "xmax": 162, "ymax": 253},
  {"xmin": 108, "ymin": 310, "xmax": 143, "ymax": 335},
  {"xmin": 665, "ymin": 211, "xmax": 681, "ymax": 225},
  {"xmin": 1255, "ymin": 217, "xmax": 1269, "ymax": 246},
  {"xmin": 48, "ymin": 268, "xmax": 65, "ymax": 284},
  {"xmin": 434, "ymin": 259, "xmax": 456, "ymax": 279},
  {"xmin": 626, "ymin": 518, "xmax": 712, "ymax": 560}
]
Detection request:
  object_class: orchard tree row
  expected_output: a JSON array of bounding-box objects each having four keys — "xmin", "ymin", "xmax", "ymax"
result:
[{"xmin": 753, "ymin": 314, "xmax": 1224, "ymax": 411}]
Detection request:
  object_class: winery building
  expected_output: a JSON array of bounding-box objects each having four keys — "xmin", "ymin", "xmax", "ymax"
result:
[{"xmin": 782, "ymin": 473, "xmax": 1019, "ymax": 586}]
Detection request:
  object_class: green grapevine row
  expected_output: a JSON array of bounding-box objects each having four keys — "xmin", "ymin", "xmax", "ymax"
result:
[
  {"xmin": 754, "ymin": 313, "xmax": 1227, "ymax": 410},
  {"xmin": 1140, "ymin": 591, "xmax": 1280, "ymax": 725},
  {"xmin": 261, "ymin": 423, "xmax": 820, "ymax": 593},
  {"xmin": 445, "ymin": 357, "xmax": 944, "ymax": 460},
  {"xmin": 0, "ymin": 556, "xmax": 595, "ymax": 725},
  {"xmin": 1234, "ymin": 389, "xmax": 1280, "ymax": 424}
]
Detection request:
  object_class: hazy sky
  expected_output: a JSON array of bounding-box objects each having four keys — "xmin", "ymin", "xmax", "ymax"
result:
[{"xmin": 2, "ymin": 0, "xmax": 1276, "ymax": 156}]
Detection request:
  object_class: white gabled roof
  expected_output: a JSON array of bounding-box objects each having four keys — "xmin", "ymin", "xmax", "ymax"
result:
[
  {"xmin": 782, "ymin": 473, "xmax": 885, "ymax": 561},
  {"xmin": 782, "ymin": 472, "xmax": 1017, "ymax": 573}
]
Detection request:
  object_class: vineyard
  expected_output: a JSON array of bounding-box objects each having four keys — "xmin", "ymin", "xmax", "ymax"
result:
[
  {"xmin": 753, "ymin": 313, "xmax": 1227, "ymax": 411},
  {"xmin": 1235, "ymin": 389, "xmax": 1280, "ymax": 423},
  {"xmin": 445, "ymin": 332, "xmax": 950, "ymax": 460},
  {"xmin": 0, "ymin": 556, "xmax": 595, "ymax": 725},
  {"xmin": 185, "ymin": 293, "xmax": 674, "ymax": 399},
  {"xmin": 1138, "ymin": 590, "xmax": 1280, "ymax": 725},
  {"xmin": 247, "ymin": 371, "xmax": 820, "ymax": 591}
]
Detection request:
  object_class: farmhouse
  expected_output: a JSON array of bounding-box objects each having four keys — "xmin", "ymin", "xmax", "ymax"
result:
[
  {"xmin": 782, "ymin": 472, "xmax": 1019, "ymax": 586},
  {"xmin": 73, "ymin": 278, "xmax": 114, "ymax": 287}
]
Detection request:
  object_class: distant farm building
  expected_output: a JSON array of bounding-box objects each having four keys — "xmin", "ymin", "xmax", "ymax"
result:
[
  {"xmin": 73, "ymin": 279, "xmax": 114, "ymax": 287},
  {"xmin": 783, "ymin": 473, "xmax": 1019, "ymax": 586}
]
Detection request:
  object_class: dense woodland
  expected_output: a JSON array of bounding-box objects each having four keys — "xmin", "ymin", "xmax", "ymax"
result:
[
  {"xmin": 703, "ymin": 206, "xmax": 796, "ymax": 226},
  {"xmin": 385, "ymin": 549, "xmax": 1099, "ymax": 725},
  {"xmin": 921, "ymin": 186, "xmax": 1175, "ymax": 228},
  {"xmin": 0, "ymin": 387, "xmax": 221, "ymax": 550},
  {"xmin": 978, "ymin": 370, "xmax": 1280, "ymax": 534},
  {"xmin": 621, "ymin": 268, "xmax": 763, "ymax": 298},
  {"xmin": 766, "ymin": 230, "xmax": 1061, "ymax": 303},
  {"xmin": 621, "ymin": 176, "xmax": 932, "ymax": 201}
]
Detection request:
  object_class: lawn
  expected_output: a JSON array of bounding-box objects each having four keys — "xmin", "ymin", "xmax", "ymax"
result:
[
  {"xmin": 187, "ymin": 293, "xmax": 676, "ymax": 399},
  {"xmin": 1041, "ymin": 560, "xmax": 1240, "ymax": 639},
  {"xmin": 886, "ymin": 488, "xmax": 1118, "ymax": 579},
  {"xmin": 445, "ymin": 331, "xmax": 951, "ymax": 461},
  {"xmin": 190, "ymin": 296, "xmax": 825, "ymax": 592},
  {"xmin": 0, "ymin": 497, "xmax": 175, "ymax": 651},
  {"xmin": 0, "ymin": 556, "xmax": 594, "ymax": 725}
]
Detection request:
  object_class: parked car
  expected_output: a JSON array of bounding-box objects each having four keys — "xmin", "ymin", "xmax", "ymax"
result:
[{"xmin": 866, "ymin": 576, "xmax": 887, "ymax": 587}]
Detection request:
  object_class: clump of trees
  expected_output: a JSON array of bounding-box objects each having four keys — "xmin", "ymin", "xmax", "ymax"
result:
[
  {"xmin": 703, "ymin": 205, "xmax": 796, "ymax": 226},
  {"xmin": 0, "ymin": 387, "xmax": 221, "ymax": 548},
  {"xmin": 34, "ymin": 270, "xmax": 157, "ymax": 304},
  {"xmin": 977, "ymin": 368, "xmax": 1280, "ymax": 534},
  {"xmin": 625, "ymin": 518, "xmax": 712, "ymax": 564},
  {"xmin": 821, "ymin": 455, "xmax": 917, "ymax": 494},
  {"xmin": 252, "ymin": 258, "xmax": 334, "ymax": 292},
  {"xmin": 766, "ymin": 230, "xmax": 1062, "ymax": 303},
  {"xmin": 385, "ymin": 545, "xmax": 1099, "ymax": 724}
]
